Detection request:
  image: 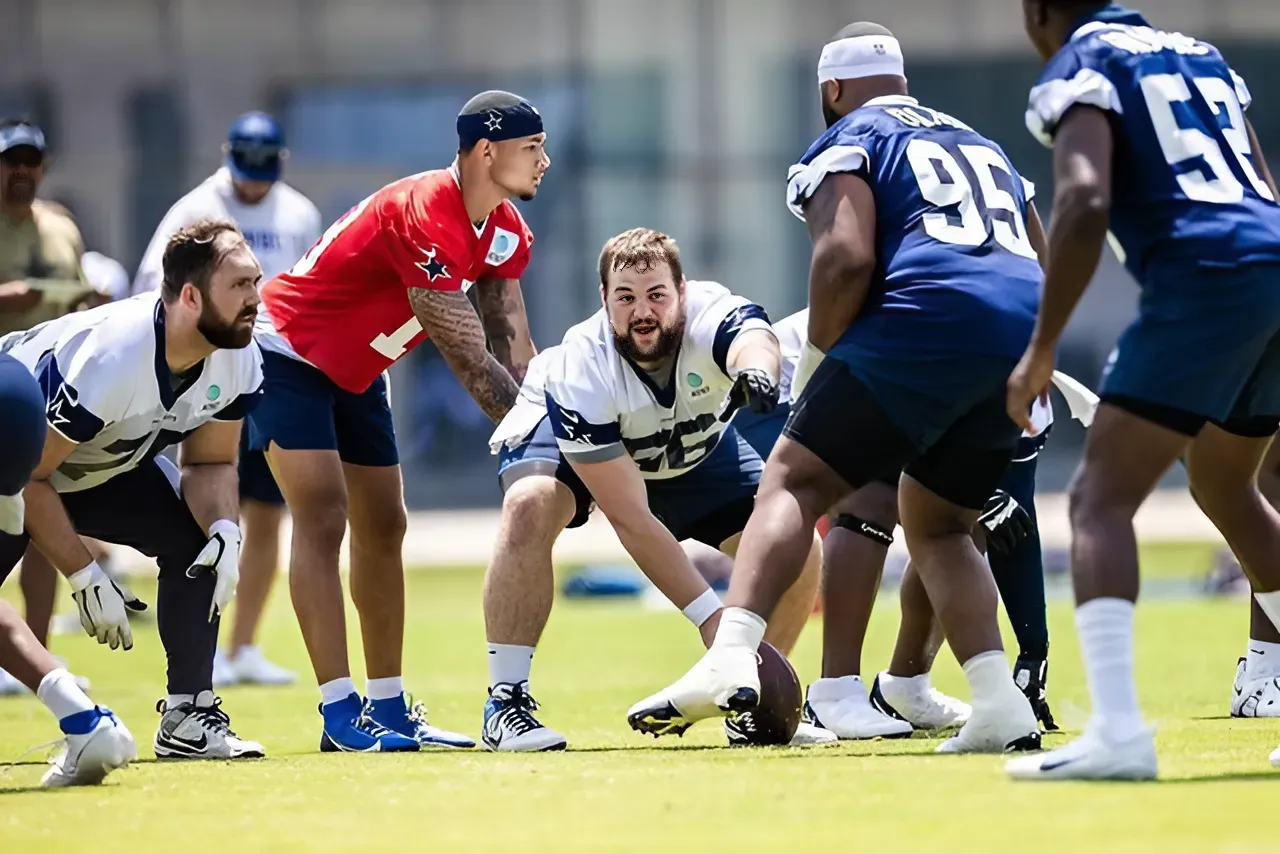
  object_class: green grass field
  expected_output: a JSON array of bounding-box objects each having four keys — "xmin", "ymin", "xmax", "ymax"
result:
[{"xmin": 2, "ymin": 547, "xmax": 1278, "ymax": 853}]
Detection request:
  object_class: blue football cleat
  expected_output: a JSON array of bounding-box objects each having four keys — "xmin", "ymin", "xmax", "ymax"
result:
[
  {"xmin": 366, "ymin": 693, "xmax": 476, "ymax": 749},
  {"xmin": 318, "ymin": 692, "xmax": 418, "ymax": 753}
]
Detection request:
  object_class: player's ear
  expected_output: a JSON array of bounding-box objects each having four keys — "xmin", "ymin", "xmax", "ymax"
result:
[
  {"xmin": 180, "ymin": 281, "xmax": 203, "ymax": 312},
  {"xmin": 822, "ymin": 80, "xmax": 840, "ymax": 107}
]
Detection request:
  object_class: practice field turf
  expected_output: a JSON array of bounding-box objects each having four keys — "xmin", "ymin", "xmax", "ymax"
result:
[{"xmin": 2, "ymin": 552, "xmax": 1278, "ymax": 853}]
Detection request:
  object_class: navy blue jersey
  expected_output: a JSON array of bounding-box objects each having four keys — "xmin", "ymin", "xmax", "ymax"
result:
[
  {"xmin": 787, "ymin": 95, "xmax": 1042, "ymax": 361},
  {"xmin": 1026, "ymin": 7, "xmax": 1280, "ymax": 287}
]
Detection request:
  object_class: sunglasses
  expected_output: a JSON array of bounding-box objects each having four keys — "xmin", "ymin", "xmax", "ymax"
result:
[
  {"xmin": 0, "ymin": 147, "xmax": 44, "ymax": 168},
  {"xmin": 230, "ymin": 141, "xmax": 282, "ymax": 168}
]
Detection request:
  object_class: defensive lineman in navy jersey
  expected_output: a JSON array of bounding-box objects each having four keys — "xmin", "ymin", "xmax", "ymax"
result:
[
  {"xmin": 631, "ymin": 23, "xmax": 1044, "ymax": 754},
  {"xmin": 0, "ymin": 220, "xmax": 267, "ymax": 764},
  {"xmin": 1007, "ymin": 2, "xmax": 1280, "ymax": 781}
]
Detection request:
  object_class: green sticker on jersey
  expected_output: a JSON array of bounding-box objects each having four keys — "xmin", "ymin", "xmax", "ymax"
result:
[
  {"xmin": 207, "ymin": 385, "xmax": 221, "ymax": 401},
  {"xmin": 687, "ymin": 373, "xmax": 703, "ymax": 388}
]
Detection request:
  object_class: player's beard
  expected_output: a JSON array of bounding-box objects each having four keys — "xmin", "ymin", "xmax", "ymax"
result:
[
  {"xmin": 3, "ymin": 174, "xmax": 36, "ymax": 206},
  {"xmin": 614, "ymin": 307, "xmax": 686, "ymax": 366},
  {"xmin": 198, "ymin": 302, "xmax": 256, "ymax": 350}
]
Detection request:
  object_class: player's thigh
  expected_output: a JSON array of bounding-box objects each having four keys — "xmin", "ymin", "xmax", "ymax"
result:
[
  {"xmin": 904, "ymin": 383, "xmax": 1020, "ymax": 513},
  {"xmin": 61, "ymin": 456, "xmax": 208, "ymax": 572},
  {"xmin": 830, "ymin": 476, "xmax": 900, "ymax": 531},
  {"xmin": 1185, "ymin": 422, "xmax": 1275, "ymax": 506},
  {"xmin": 342, "ymin": 462, "xmax": 407, "ymax": 549},
  {"xmin": 331, "ymin": 372, "xmax": 399, "ymax": 468},
  {"xmin": 1070, "ymin": 402, "xmax": 1192, "ymax": 516},
  {"xmin": 898, "ymin": 472, "xmax": 983, "ymax": 544},
  {"xmin": 646, "ymin": 427, "xmax": 762, "ymax": 548},
  {"xmin": 264, "ymin": 445, "xmax": 348, "ymax": 537},
  {"xmin": 497, "ymin": 416, "xmax": 593, "ymax": 531},
  {"xmin": 783, "ymin": 356, "xmax": 917, "ymax": 493}
]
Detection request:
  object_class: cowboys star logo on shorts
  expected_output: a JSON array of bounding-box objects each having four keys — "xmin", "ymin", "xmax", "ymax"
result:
[{"xmin": 415, "ymin": 245, "xmax": 449, "ymax": 282}]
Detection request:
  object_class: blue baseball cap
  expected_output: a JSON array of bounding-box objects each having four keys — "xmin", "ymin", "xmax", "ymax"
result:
[{"xmin": 226, "ymin": 111, "xmax": 284, "ymax": 182}]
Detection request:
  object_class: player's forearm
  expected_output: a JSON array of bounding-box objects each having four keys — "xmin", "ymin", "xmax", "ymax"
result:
[
  {"xmin": 608, "ymin": 511, "xmax": 713, "ymax": 611},
  {"xmin": 727, "ymin": 330, "xmax": 781, "ymax": 381},
  {"xmin": 409, "ymin": 287, "xmax": 520, "ymax": 422},
  {"xmin": 475, "ymin": 277, "xmax": 537, "ymax": 383},
  {"xmin": 180, "ymin": 463, "xmax": 240, "ymax": 533},
  {"xmin": 21, "ymin": 480, "xmax": 95, "ymax": 576}
]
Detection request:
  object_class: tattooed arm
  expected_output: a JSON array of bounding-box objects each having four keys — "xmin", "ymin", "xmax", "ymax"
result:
[
  {"xmin": 472, "ymin": 276, "xmax": 537, "ymax": 383},
  {"xmin": 408, "ymin": 287, "xmax": 519, "ymax": 423},
  {"xmin": 803, "ymin": 172, "xmax": 878, "ymax": 353}
]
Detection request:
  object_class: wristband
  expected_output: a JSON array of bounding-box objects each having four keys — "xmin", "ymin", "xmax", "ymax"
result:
[{"xmin": 681, "ymin": 588, "xmax": 724, "ymax": 628}]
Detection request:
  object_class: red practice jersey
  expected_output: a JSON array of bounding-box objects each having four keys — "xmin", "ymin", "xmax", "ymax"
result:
[{"xmin": 260, "ymin": 168, "xmax": 534, "ymax": 393}]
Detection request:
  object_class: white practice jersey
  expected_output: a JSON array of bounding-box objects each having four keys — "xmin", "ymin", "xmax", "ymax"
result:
[
  {"xmin": 0, "ymin": 293, "xmax": 263, "ymax": 493},
  {"xmin": 134, "ymin": 168, "xmax": 322, "ymax": 294},
  {"xmin": 490, "ymin": 280, "xmax": 773, "ymax": 480}
]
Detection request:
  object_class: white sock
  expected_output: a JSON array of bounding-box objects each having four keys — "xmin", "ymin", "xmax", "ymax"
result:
[
  {"xmin": 712, "ymin": 607, "xmax": 766, "ymax": 651},
  {"xmin": 166, "ymin": 693, "xmax": 195, "ymax": 709},
  {"xmin": 37, "ymin": 668, "xmax": 94, "ymax": 721},
  {"xmin": 319, "ymin": 677, "xmax": 357, "ymax": 707},
  {"xmin": 1246, "ymin": 639, "xmax": 1280, "ymax": 680},
  {"xmin": 961, "ymin": 650, "xmax": 1020, "ymax": 709},
  {"xmin": 488, "ymin": 644, "xmax": 535, "ymax": 688},
  {"xmin": 1254, "ymin": 590, "xmax": 1280, "ymax": 636},
  {"xmin": 807, "ymin": 675, "xmax": 867, "ymax": 704},
  {"xmin": 366, "ymin": 676, "xmax": 404, "ymax": 702},
  {"xmin": 1076, "ymin": 598, "xmax": 1145, "ymax": 741}
]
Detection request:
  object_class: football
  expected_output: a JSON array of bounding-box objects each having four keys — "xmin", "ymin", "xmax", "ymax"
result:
[{"xmin": 726, "ymin": 641, "xmax": 803, "ymax": 746}]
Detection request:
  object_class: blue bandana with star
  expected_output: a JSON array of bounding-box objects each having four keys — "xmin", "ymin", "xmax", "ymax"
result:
[{"xmin": 456, "ymin": 100, "xmax": 543, "ymax": 149}]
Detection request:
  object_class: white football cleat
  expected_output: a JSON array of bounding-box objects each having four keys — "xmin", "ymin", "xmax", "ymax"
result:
[
  {"xmin": 154, "ymin": 691, "xmax": 265, "ymax": 760},
  {"xmin": 482, "ymin": 682, "xmax": 567, "ymax": 752},
  {"xmin": 230, "ymin": 646, "xmax": 297, "ymax": 686},
  {"xmin": 805, "ymin": 676, "xmax": 913, "ymax": 740},
  {"xmin": 627, "ymin": 646, "xmax": 760, "ymax": 738},
  {"xmin": 42, "ymin": 707, "xmax": 137, "ymax": 788},
  {"xmin": 1007, "ymin": 727, "xmax": 1157, "ymax": 781},
  {"xmin": 871, "ymin": 671, "xmax": 971, "ymax": 730},
  {"xmin": 212, "ymin": 649, "xmax": 238, "ymax": 688},
  {"xmin": 789, "ymin": 720, "xmax": 839, "ymax": 746},
  {"xmin": 937, "ymin": 693, "xmax": 1040, "ymax": 754},
  {"xmin": 0, "ymin": 667, "xmax": 27, "ymax": 696},
  {"xmin": 1232, "ymin": 658, "xmax": 1280, "ymax": 718}
]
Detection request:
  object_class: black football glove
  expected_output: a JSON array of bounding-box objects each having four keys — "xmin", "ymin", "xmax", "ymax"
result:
[
  {"xmin": 979, "ymin": 489, "xmax": 1034, "ymax": 555},
  {"xmin": 718, "ymin": 368, "xmax": 780, "ymax": 422}
]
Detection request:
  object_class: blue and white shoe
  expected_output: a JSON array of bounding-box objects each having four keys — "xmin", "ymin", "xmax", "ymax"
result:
[
  {"xmin": 482, "ymin": 682, "xmax": 567, "ymax": 752},
  {"xmin": 43, "ymin": 706, "xmax": 137, "ymax": 787},
  {"xmin": 319, "ymin": 692, "xmax": 418, "ymax": 753},
  {"xmin": 367, "ymin": 693, "xmax": 475, "ymax": 749}
]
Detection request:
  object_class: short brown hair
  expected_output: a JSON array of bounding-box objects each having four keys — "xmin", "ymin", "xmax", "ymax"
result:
[
  {"xmin": 161, "ymin": 219, "xmax": 245, "ymax": 302},
  {"xmin": 597, "ymin": 227, "xmax": 683, "ymax": 291}
]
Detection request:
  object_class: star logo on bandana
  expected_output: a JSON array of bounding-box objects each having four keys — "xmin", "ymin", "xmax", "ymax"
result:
[
  {"xmin": 484, "ymin": 110, "xmax": 503, "ymax": 132},
  {"xmin": 415, "ymin": 245, "xmax": 450, "ymax": 282}
]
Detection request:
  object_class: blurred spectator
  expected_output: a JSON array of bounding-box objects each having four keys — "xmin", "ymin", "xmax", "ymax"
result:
[{"xmin": 0, "ymin": 119, "xmax": 97, "ymax": 337}]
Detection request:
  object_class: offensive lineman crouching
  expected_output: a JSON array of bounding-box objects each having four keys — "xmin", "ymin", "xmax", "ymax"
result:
[
  {"xmin": 482, "ymin": 228, "xmax": 828, "ymax": 751},
  {"xmin": 0, "ymin": 219, "xmax": 266, "ymax": 761}
]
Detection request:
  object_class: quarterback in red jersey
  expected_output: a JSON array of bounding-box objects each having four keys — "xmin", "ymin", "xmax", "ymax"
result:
[{"xmin": 247, "ymin": 90, "xmax": 548, "ymax": 752}]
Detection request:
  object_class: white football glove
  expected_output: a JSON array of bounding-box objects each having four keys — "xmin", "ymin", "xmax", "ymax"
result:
[
  {"xmin": 186, "ymin": 519, "xmax": 241, "ymax": 622},
  {"xmin": 68, "ymin": 560, "xmax": 133, "ymax": 651}
]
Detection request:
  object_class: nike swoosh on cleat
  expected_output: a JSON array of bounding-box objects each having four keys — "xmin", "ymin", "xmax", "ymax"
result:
[
  {"xmin": 163, "ymin": 732, "xmax": 208, "ymax": 751},
  {"xmin": 1251, "ymin": 648, "xmax": 1266, "ymax": 656},
  {"xmin": 1037, "ymin": 755, "xmax": 1075, "ymax": 772}
]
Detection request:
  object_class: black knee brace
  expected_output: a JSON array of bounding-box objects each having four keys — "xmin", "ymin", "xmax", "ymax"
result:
[{"xmin": 831, "ymin": 514, "xmax": 895, "ymax": 547}]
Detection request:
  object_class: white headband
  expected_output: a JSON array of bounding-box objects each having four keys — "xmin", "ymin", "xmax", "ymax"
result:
[{"xmin": 817, "ymin": 35, "xmax": 905, "ymax": 83}]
